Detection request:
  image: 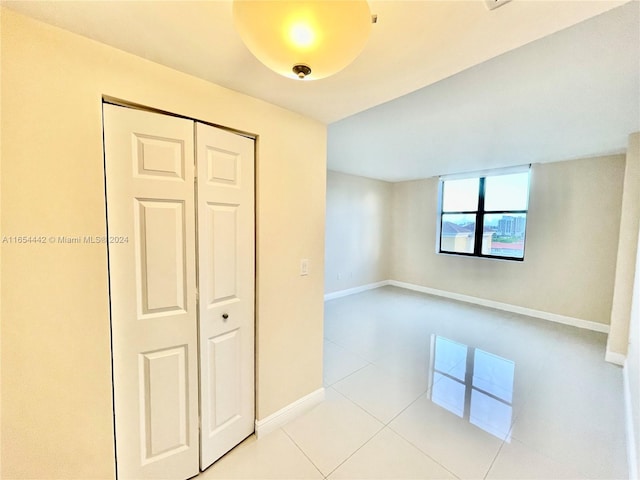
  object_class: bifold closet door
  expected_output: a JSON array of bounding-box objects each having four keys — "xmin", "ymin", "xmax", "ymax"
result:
[
  {"xmin": 196, "ymin": 123, "xmax": 255, "ymax": 470},
  {"xmin": 104, "ymin": 105, "xmax": 199, "ymax": 480},
  {"xmin": 104, "ymin": 105, "xmax": 256, "ymax": 479}
]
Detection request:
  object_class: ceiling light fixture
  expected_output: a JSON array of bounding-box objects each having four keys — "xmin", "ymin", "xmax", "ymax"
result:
[{"xmin": 232, "ymin": 0, "xmax": 373, "ymax": 81}]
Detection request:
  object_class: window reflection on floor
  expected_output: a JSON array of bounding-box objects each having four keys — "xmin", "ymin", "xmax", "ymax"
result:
[{"xmin": 428, "ymin": 335, "xmax": 515, "ymax": 441}]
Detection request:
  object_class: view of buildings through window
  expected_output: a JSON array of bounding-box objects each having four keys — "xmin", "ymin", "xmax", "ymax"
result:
[{"xmin": 439, "ymin": 169, "xmax": 530, "ymax": 260}]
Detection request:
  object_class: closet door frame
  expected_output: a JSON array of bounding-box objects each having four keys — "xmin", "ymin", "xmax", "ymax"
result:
[{"xmin": 103, "ymin": 100, "xmax": 256, "ymax": 479}]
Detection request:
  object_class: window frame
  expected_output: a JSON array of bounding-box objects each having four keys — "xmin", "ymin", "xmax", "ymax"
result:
[{"xmin": 437, "ymin": 167, "xmax": 530, "ymax": 261}]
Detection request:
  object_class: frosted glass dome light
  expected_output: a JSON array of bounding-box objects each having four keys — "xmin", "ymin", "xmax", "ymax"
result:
[{"xmin": 232, "ymin": 0, "xmax": 373, "ymax": 80}]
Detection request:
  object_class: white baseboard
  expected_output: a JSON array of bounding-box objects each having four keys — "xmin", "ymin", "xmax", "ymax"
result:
[
  {"xmin": 624, "ymin": 363, "xmax": 639, "ymax": 480},
  {"xmin": 254, "ymin": 387, "xmax": 325, "ymax": 439},
  {"xmin": 606, "ymin": 350, "xmax": 627, "ymax": 366},
  {"xmin": 324, "ymin": 281, "xmax": 390, "ymax": 301},
  {"xmin": 387, "ymin": 280, "xmax": 610, "ymax": 333}
]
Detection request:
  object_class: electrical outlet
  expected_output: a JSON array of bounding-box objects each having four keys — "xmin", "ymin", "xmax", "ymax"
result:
[{"xmin": 300, "ymin": 259, "xmax": 309, "ymax": 276}]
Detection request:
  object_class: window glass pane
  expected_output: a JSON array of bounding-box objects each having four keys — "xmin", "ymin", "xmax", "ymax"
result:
[
  {"xmin": 442, "ymin": 178, "xmax": 479, "ymax": 212},
  {"xmin": 484, "ymin": 172, "xmax": 529, "ymax": 211},
  {"xmin": 482, "ymin": 213, "xmax": 526, "ymax": 258},
  {"xmin": 441, "ymin": 214, "xmax": 475, "ymax": 254}
]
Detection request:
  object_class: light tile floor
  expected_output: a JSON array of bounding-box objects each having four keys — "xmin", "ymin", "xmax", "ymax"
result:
[{"xmin": 201, "ymin": 286, "xmax": 628, "ymax": 479}]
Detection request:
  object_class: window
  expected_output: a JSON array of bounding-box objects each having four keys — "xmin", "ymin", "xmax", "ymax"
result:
[{"xmin": 438, "ymin": 166, "xmax": 530, "ymax": 260}]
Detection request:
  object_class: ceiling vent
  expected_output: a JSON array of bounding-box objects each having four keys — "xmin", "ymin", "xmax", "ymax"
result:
[{"xmin": 485, "ymin": 0, "xmax": 512, "ymax": 10}]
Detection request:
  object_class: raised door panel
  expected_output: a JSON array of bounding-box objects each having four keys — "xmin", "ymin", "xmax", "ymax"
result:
[
  {"xmin": 140, "ymin": 346, "xmax": 189, "ymax": 463},
  {"xmin": 136, "ymin": 199, "xmax": 187, "ymax": 315},
  {"xmin": 206, "ymin": 330, "xmax": 242, "ymax": 435},
  {"xmin": 206, "ymin": 147, "xmax": 239, "ymax": 186},
  {"xmin": 135, "ymin": 134, "xmax": 186, "ymax": 180},
  {"xmin": 205, "ymin": 203, "xmax": 238, "ymax": 304}
]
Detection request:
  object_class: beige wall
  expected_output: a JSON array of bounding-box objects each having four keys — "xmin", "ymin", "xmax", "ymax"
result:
[
  {"xmin": 608, "ymin": 132, "xmax": 640, "ymax": 357},
  {"xmin": 325, "ymin": 171, "xmax": 391, "ymax": 294},
  {"xmin": 391, "ymin": 155, "xmax": 625, "ymax": 325},
  {"xmin": 0, "ymin": 9, "xmax": 325, "ymax": 479}
]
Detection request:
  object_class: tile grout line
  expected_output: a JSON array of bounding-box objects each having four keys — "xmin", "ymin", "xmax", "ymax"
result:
[
  {"xmin": 328, "ymin": 385, "xmax": 383, "ymax": 423},
  {"xmin": 280, "ymin": 427, "xmax": 327, "ymax": 479},
  {"xmin": 327, "ymin": 336, "xmax": 461, "ymax": 477},
  {"xmin": 324, "ymin": 336, "xmax": 387, "ymax": 366},
  {"xmin": 324, "ymin": 361, "xmax": 373, "ymax": 388},
  {"xmin": 319, "ymin": 386, "xmax": 389, "ymax": 477},
  {"xmin": 322, "ymin": 423, "xmax": 387, "ymax": 479},
  {"xmin": 483, "ymin": 436, "xmax": 507, "ymax": 480},
  {"xmin": 385, "ymin": 422, "xmax": 461, "ymax": 480},
  {"xmin": 380, "ymin": 390, "xmax": 461, "ymax": 479}
]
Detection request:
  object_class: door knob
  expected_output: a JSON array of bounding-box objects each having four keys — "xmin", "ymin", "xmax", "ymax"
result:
[{"xmin": 222, "ymin": 313, "xmax": 229, "ymax": 320}]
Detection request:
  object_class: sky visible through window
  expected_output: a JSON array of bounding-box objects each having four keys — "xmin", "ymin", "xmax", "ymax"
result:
[
  {"xmin": 484, "ymin": 173, "xmax": 529, "ymax": 212},
  {"xmin": 442, "ymin": 178, "xmax": 479, "ymax": 212}
]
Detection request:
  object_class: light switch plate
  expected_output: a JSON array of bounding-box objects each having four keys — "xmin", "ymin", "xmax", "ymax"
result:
[{"xmin": 300, "ymin": 259, "xmax": 309, "ymax": 276}]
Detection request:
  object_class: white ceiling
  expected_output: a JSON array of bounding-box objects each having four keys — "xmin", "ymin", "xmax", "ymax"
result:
[
  {"xmin": 3, "ymin": 0, "xmax": 639, "ymax": 180},
  {"xmin": 329, "ymin": 1, "xmax": 640, "ymax": 180}
]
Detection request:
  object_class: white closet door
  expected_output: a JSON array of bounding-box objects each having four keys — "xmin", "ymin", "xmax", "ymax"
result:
[
  {"xmin": 104, "ymin": 104, "xmax": 199, "ymax": 480},
  {"xmin": 196, "ymin": 123, "xmax": 255, "ymax": 470}
]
